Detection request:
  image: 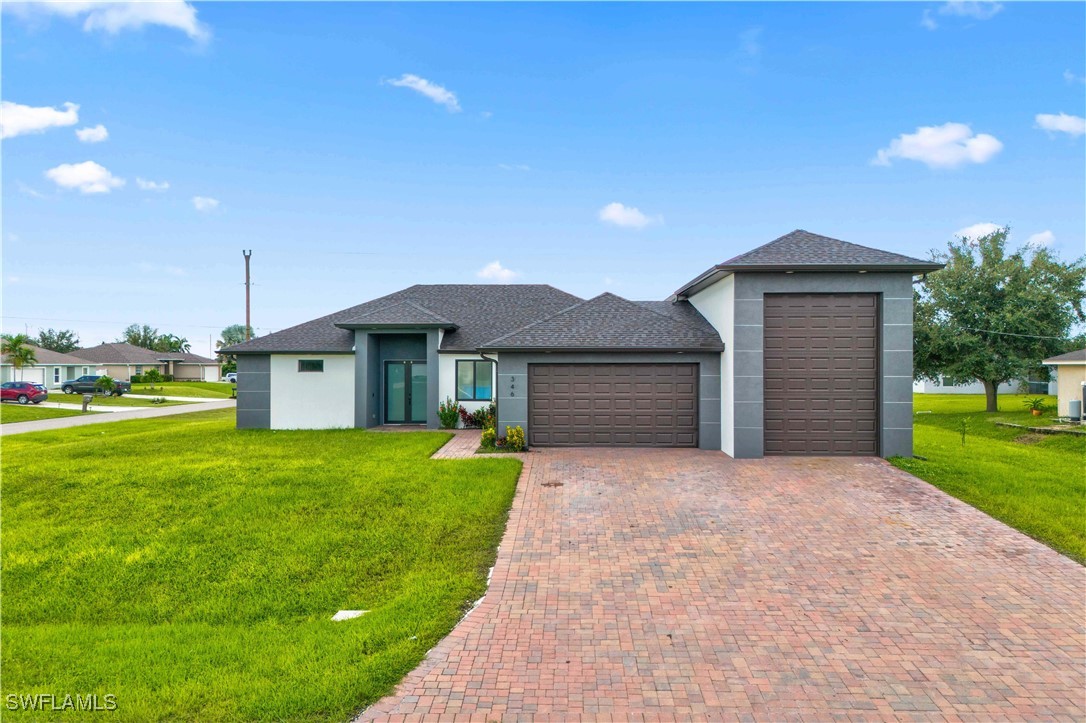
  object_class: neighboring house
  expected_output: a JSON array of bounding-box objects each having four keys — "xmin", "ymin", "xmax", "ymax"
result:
[
  {"xmin": 912, "ymin": 378, "xmax": 1025, "ymax": 395},
  {"xmin": 0, "ymin": 344, "xmax": 96, "ymax": 389},
  {"xmin": 223, "ymin": 230, "xmax": 942, "ymax": 458},
  {"xmin": 74, "ymin": 342, "xmax": 220, "ymax": 382},
  {"xmin": 1042, "ymin": 349, "xmax": 1086, "ymax": 418}
]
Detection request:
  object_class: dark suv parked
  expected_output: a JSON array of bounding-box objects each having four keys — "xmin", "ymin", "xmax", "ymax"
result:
[{"xmin": 60, "ymin": 375, "xmax": 132, "ymax": 395}]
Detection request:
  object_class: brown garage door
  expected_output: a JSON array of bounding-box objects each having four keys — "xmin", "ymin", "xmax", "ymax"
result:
[
  {"xmin": 763, "ymin": 293, "xmax": 879, "ymax": 456},
  {"xmin": 529, "ymin": 364, "xmax": 698, "ymax": 447}
]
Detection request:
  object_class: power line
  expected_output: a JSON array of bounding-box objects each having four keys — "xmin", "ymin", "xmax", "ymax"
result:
[
  {"xmin": 961, "ymin": 327, "xmax": 1066, "ymax": 340},
  {"xmin": 0, "ymin": 315, "xmax": 277, "ymax": 332}
]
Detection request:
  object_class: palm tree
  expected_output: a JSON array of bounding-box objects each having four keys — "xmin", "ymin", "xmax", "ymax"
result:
[{"xmin": 1, "ymin": 334, "xmax": 37, "ymax": 381}]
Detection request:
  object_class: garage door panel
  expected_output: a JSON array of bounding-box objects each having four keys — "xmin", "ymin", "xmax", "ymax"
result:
[
  {"xmin": 529, "ymin": 363, "xmax": 698, "ymax": 447},
  {"xmin": 764, "ymin": 293, "xmax": 878, "ymax": 456}
]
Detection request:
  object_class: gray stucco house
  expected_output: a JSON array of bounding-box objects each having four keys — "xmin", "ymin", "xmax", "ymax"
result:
[{"xmin": 223, "ymin": 230, "xmax": 941, "ymax": 458}]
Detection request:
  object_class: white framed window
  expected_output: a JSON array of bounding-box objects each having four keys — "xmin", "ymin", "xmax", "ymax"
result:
[
  {"xmin": 82, "ymin": 366, "xmax": 89, "ymax": 375},
  {"xmin": 135, "ymin": 365, "xmax": 143, "ymax": 375},
  {"xmin": 53, "ymin": 367, "xmax": 61, "ymax": 383}
]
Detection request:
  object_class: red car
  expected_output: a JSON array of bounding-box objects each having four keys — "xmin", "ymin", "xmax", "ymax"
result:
[{"xmin": 1, "ymin": 381, "xmax": 49, "ymax": 405}]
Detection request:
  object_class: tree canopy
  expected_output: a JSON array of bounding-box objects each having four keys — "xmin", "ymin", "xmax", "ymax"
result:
[
  {"xmin": 914, "ymin": 227, "xmax": 1086, "ymax": 411},
  {"xmin": 36, "ymin": 328, "xmax": 80, "ymax": 354},
  {"xmin": 119, "ymin": 324, "xmax": 191, "ymax": 353},
  {"xmin": 217, "ymin": 324, "xmax": 255, "ymax": 350},
  {"xmin": 1, "ymin": 334, "xmax": 37, "ymax": 380}
]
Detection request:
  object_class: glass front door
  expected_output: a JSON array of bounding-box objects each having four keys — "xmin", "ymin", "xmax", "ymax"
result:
[{"xmin": 385, "ymin": 361, "xmax": 427, "ymax": 423}]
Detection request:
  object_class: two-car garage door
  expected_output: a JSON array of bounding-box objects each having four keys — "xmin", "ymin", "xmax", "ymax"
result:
[
  {"xmin": 763, "ymin": 293, "xmax": 879, "ymax": 456},
  {"xmin": 529, "ymin": 364, "xmax": 698, "ymax": 447}
]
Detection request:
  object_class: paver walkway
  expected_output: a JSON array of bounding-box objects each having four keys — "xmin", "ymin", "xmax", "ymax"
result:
[
  {"xmin": 362, "ymin": 448, "xmax": 1085, "ymax": 721},
  {"xmin": 0, "ymin": 399, "xmax": 235, "ymax": 436}
]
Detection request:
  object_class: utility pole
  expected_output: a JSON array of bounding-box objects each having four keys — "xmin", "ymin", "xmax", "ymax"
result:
[{"xmin": 243, "ymin": 250, "xmax": 252, "ymax": 341}]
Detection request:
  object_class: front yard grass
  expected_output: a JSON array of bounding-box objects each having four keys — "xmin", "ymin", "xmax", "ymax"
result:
[
  {"xmin": 127, "ymin": 381, "xmax": 233, "ymax": 398},
  {"xmin": 1, "ymin": 408, "xmax": 522, "ymax": 720},
  {"xmin": 46, "ymin": 394, "xmax": 191, "ymax": 408},
  {"xmin": 892, "ymin": 394, "xmax": 1085, "ymax": 564},
  {"xmin": 0, "ymin": 404, "xmax": 98, "ymax": 424}
]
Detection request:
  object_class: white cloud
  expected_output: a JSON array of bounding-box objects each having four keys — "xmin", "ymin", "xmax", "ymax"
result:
[
  {"xmin": 938, "ymin": 1, "xmax": 1003, "ymax": 20},
  {"xmin": 954, "ymin": 222, "xmax": 1002, "ymax": 241},
  {"xmin": 920, "ymin": 10, "xmax": 939, "ymax": 30},
  {"xmin": 44, "ymin": 161, "xmax": 124, "ymax": 194},
  {"xmin": 0, "ymin": 100, "xmax": 79, "ymax": 139},
  {"xmin": 498, "ymin": 163, "xmax": 530, "ymax": 172},
  {"xmin": 1035, "ymin": 112, "xmax": 1086, "ymax": 137},
  {"xmin": 15, "ymin": 181, "xmax": 45, "ymax": 198},
  {"xmin": 1064, "ymin": 70, "xmax": 1086, "ymax": 85},
  {"xmin": 192, "ymin": 196, "xmax": 219, "ymax": 212},
  {"xmin": 136, "ymin": 177, "xmax": 169, "ymax": 191},
  {"xmin": 1025, "ymin": 230, "xmax": 1055, "ymax": 248},
  {"xmin": 75, "ymin": 124, "xmax": 108, "ymax": 143},
  {"xmin": 5, "ymin": 1, "xmax": 210, "ymax": 42},
  {"xmin": 873, "ymin": 122, "xmax": 1002, "ymax": 169},
  {"xmin": 598, "ymin": 202, "xmax": 661, "ymax": 229},
  {"xmin": 477, "ymin": 261, "xmax": 519, "ymax": 283},
  {"xmin": 386, "ymin": 74, "xmax": 461, "ymax": 112}
]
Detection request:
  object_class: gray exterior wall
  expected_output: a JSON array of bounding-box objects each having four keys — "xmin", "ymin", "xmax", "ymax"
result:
[
  {"xmin": 730, "ymin": 272, "xmax": 915, "ymax": 459},
  {"xmin": 495, "ymin": 352, "xmax": 722, "ymax": 450},
  {"xmin": 236, "ymin": 354, "xmax": 271, "ymax": 429}
]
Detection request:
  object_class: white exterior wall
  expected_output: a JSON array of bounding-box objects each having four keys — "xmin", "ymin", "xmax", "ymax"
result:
[
  {"xmin": 270, "ymin": 354, "xmax": 354, "ymax": 429},
  {"xmin": 689, "ymin": 277, "xmax": 735, "ymax": 456},
  {"xmin": 1051, "ymin": 364, "xmax": 1086, "ymax": 417},
  {"xmin": 438, "ymin": 353, "xmax": 498, "ymax": 419}
]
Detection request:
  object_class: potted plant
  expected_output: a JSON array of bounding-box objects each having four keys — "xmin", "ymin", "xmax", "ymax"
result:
[{"xmin": 1023, "ymin": 397, "xmax": 1046, "ymax": 417}]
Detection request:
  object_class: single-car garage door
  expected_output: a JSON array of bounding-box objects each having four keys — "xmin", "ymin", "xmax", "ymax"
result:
[
  {"xmin": 763, "ymin": 293, "xmax": 879, "ymax": 456},
  {"xmin": 529, "ymin": 363, "xmax": 698, "ymax": 447}
]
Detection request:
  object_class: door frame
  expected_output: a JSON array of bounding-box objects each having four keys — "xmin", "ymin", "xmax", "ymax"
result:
[{"xmin": 383, "ymin": 359, "xmax": 427, "ymax": 424}]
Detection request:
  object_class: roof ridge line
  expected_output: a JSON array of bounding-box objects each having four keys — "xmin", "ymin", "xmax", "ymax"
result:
[
  {"xmin": 478, "ymin": 295, "xmax": 596, "ymax": 348},
  {"xmin": 630, "ymin": 299, "xmax": 717, "ymax": 336}
]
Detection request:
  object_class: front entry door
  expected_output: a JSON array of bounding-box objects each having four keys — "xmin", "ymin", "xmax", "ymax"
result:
[{"xmin": 385, "ymin": 361, "xmax": 428, "ymax": 424}]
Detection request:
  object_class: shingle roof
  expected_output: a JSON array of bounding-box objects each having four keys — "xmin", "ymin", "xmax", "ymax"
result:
[
  {"xmin": 1043, "ymin": 348, "xmax": 1086, "ymax": 365},
  {"xmin": 222, "ymin": 284, "xmax": 585, "ymax": 354},
  {"xmin": 1, "ymin": 344, "xmax": 94, "ymax": 366},
  {"xmin": 335, "ymin": 300, "xmax": 457, "ymax": 328},
  {"xmin": 479, "ymin": 293, "xmax": 724, "ymax": 351},
  {"xmin": 75, "ymin": 342, "xmax": 216, "ymax": 364},
  {"xmin": 676, "ymin": 229, "xmax": 944, "ymax": 296}
]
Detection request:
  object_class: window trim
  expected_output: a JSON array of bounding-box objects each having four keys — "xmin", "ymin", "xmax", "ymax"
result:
[
  {"xmin": 455, "ymin": 359, "xmax": 494, "ymax": 402},
  {"xmin": 298, "ymin": 359, "xmax": 324, "ymax": 373}
]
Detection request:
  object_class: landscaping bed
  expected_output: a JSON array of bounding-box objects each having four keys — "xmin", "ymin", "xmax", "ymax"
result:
[
  {"xmin": 1, "ymin": 408, "xmax": 522, "ymax": 720},
  {"xmin": 47, "ymin": 394, "xmax": 191, "ymax": 408},
  {"xmin": 892, "ymin": 394, "xmax": 1085, "ymax": 564}
]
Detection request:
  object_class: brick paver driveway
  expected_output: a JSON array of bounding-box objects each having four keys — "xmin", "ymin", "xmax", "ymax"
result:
[{"xmin": 363, "ymin": 449, "xmax": 1085, "ymax": 721}]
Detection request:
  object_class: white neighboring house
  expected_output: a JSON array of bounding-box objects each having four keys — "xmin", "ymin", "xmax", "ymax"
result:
[
  {"xmin": 1042, "ymin": 349, "xmax": 1086, "ymax": 418},
  {"xmin": 912, "ymin": 378, "xmax": 1025, "ymax": 395},
  {"xmin": 0, "ymin": 344, "xmax": 96, "ymax": 389}
]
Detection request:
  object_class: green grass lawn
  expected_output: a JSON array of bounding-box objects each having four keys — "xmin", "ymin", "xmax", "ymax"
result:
[
  {"xmin": 1, "ymin": 409, "xmax": 522, "ymax": 720},
  {"xmin": 892, "ymin": 394, "xmax": 1085, "ymax": 563},
  {"xmin": 46, "ymin": 394, "xmax": 191, "ymax": 408},
  {"xmin": 127, "ymin": 381, "xmax": 233, "ymax": 398},
  {"xmin": 0, "ymin": 404, "xmax": 98, "ymax": 424}
]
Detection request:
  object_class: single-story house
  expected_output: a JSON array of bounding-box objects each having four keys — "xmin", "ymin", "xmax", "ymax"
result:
[
  {"xmin": 912, "ymin": 378, "xmax": 1027, "ymax": 395},
  {"xmin": 223, "ymin": 230, "xmax": 943, "ymax": 458},
  {"xmin": 0, "ymin": 344, "xmax": 97, "ymax": 388},
  {"xmin": 1042, "ymin": 349, "xmax": 1086, "ymax": 418},
  {"xmin": 74, "ymin": 342, "xmax": 220, "ymax": 382}
]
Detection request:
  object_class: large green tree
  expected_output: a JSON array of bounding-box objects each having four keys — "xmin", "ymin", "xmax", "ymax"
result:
[
  {"xmin": 36, "ymin": 328, "xmax": 80, "ymax": 354},
  {"xmin": 154, "ymin": 334, "xmax": 191, "ymax": 353},
  {"xmin": 217, "ymin": 324, "xmax": 255, "ymax": 349},
  {"xmin": 1, "ymin": 334, "xmax": 37, "ymax": 381},
  {"xmin": 914, "ymin": 227, "xmax": 1086, "ymax": 412},
  {"xmin": 120, "ymin": 324, "xmax": 160, "ymax": 349}
]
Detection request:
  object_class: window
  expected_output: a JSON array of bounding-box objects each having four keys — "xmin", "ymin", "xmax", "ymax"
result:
[
  {"xmin": 54, "ymin": 367, "xmax": 61, "ymax": 383},
  {"xmin": 298, "ymin": 359, "xmax": 324, "ymax": 373},
  {"xmin": 82, "ymin": 367, "xmax": 89, "ymax": 375},
  {"xmin": 135, "ymin": 365, "xmax": 143, "ymax": 375},
  {"xmin": 456, "ymin": 360, "xmax": 494, "ymax": 401}
]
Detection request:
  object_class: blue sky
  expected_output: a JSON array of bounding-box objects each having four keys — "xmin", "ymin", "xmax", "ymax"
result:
[{"xmin": 3, "ymin": 1, "xmax": 1084, "ymax": 356}]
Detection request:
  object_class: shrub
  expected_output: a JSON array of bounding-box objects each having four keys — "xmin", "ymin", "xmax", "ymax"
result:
[
  {"xmin": 437, "ymin": 397, "xmax": 462, "ymax": 429},
  {"xmin": 131, "ymin": 374, "xmax": 143, "ymax": 384},
  {"xmin": 460, "ymin": 403, "xmax": 497, "ymax": 429},
  {"xmin": 480, "ymin": 427, "xmax": 497, "ymax": 449},
  {"xmin": 143, "ymin": 369, "xmax": 164, "ymax": 389},
  {"xmin": 150, "ymin": 397, "xmax": 168, "ymax": 405},
  {"xmin": 505, "ymin": 425, "xmax": 526, "ymax": 452},
  {"xmin": 94, "ymin": 375, "xmax": 116, "ymax": 396}
]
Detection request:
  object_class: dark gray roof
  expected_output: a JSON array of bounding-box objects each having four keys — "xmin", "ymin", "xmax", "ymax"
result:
[
  {"xmin": 676, "ymin": 229, "xmax": 943, "ymax": 296},
  {"xmin": 76, "ymin": 342, "xmax": 216, "ymax": 365},
  {"xmin": 480, "ymin": 293, "xmax": 724, "ymax": 351},
  {"xmin": 223, "ymin": 284, "xmax": 584, "ymax": 354},
  {"xmin": 1043, "ymin": 348, "xmax": 1086, "ymax": 364},
  {"xmin": 633, "ymin": 300, "xmax": 720, "ymax": 338},
  {"xmin": 335, "ymin": 301, "xmax": 457, "ymax": 328}
]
